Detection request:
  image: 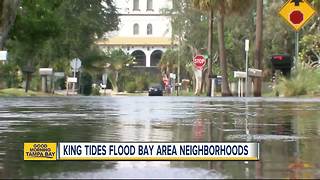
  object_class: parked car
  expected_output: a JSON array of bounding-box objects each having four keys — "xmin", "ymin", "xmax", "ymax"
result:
[{"xmin": 148, "ymin": 84, "xmax": 164, "ymax": 96}]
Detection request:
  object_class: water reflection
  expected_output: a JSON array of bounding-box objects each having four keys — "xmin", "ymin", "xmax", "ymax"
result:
[{"xmin": 0, "ymin": 97, "xmax": 320, "ymax": 178}]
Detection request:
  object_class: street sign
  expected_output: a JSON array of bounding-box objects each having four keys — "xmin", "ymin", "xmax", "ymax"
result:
[
  {"xmin": 67, "ymin": 77, "xmax": 77, "ymax": 83},
  {"xmin": 54, "ymin": 72, "xmax": 65, "ymax": 77},
  {"xmin": 193, "ymin": 55, "xmax": 206, "ymax": 70},
  {"xmin": 279, "ymin": 0, "xmax": 316, "ymax": 31},
  {"xmin": 0, "ymin": 51, "xmax": 7, "ymax": 61},
  {"xmin": 234, "ymin": 71, "xmax": 247, "ymax": 78},
  {"xmin": 245, "ymin": 39, "xmax": 250, "ymax": 52},
  {"xmin": 70, "ymin": 58, "xmax": 81, "ymax": 71},
  {"xmin": 170, "ymin": 73, "xmax": 176, "ymax": 79}
]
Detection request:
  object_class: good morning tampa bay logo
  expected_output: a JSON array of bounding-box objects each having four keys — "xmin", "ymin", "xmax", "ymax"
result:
[{"xmin": 24, "ymin": 143, "xmax": 57, "ymax": 160}]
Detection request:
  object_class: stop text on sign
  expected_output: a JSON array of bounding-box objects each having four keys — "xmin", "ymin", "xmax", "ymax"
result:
[{"xmin": 193, "ymin": 55, "xmax": 206, "ymax": 70}]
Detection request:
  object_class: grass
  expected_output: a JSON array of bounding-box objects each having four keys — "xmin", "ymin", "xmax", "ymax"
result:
[
  {"xmin": 0, "ymin": 88, "xmax": 54, "ymax": 97},
  {"xmin": 262, "ymin": 91, "xmax": 276, "ymax": 97},
  {"xmin": 275, "ymin": 64, "xmax": 320, "ymax": 97}
]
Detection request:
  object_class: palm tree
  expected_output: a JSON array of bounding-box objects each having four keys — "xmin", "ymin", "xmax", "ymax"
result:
[
  {"xmin": 253, "ymin": 0, "xmax": 263, "ymax": 97},
  {"xmin": 159, "ymin": 49, "xmax": 178, "ymax": 77},
  {"xmin": 106, "ymin": 49, "xmax": 133, "ymax": 92},
  {"xmin": 192, "ymin": 0, "xmax": 252, "ymax": 96}
]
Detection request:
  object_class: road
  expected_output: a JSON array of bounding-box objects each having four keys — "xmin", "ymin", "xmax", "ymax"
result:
[{"xmin": 0, "ymin": 96, "xmax": 320, "ymax": 179}]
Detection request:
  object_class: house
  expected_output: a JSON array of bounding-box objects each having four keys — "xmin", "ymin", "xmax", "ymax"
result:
[{"xmin": 97, "ymin": 0, "xmax": 173, "ymax": 68}]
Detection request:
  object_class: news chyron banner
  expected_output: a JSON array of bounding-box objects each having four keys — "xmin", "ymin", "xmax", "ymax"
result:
[{"xmin": 24, "ymin": 142, "xmax": 260, "ymax": 161}]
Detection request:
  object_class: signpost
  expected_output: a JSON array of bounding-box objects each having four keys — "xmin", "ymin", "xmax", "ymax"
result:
[
  {"xmin": 245, "ymin": 39, "xmax": 250, "ymax": 97},
  {"xmin": 70, "ymin": 58, "xmax": 82, "ymax": 94},
  {"xmin": 279, "ymin": 0, "xmax": 316, "ymax": 67},
  {"xmin": 192, "ymin": 55, "xmax": 206, "ymax": 70}
]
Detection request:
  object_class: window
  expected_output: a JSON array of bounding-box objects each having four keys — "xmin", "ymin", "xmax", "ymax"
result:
[
  {"xmin": 133, "ymin": 0, "xmax": 139, "ymax": 10},
  {"xmin": 133, "ymin": 23, "xmax": 139, "ymax": 35},
  {"xmin": 147, "ymin": 0, "xmax": 153, "ymax": 10},
  {"xmin": 147, "ymin": 24, "xmax": 152, "ymax": 35}
]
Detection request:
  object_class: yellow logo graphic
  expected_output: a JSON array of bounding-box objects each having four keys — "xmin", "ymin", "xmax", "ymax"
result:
[{"xmin": 24, "ymin": 143, "xmax": 57, "ymax": 160}]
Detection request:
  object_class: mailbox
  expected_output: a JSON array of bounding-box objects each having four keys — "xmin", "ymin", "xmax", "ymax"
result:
[
  {"xmin": 248, "ymin": 68, "xmax": 262, "ymax": 78},
  {"xmin": 271, "ymin": 55, "xmax": 293, "ymax": 77},
  {"xmin": 39, "ymin": 68, "xmax": 53, "ymax": 76}
]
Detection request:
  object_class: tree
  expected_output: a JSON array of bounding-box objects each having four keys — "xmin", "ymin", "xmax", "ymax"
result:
[
  {"xmin": 105, "ymin": 49, "xmax": 133, "ymax": 92},
  {"xmin": 192, "ymin": 0, "xmax": 252, "ymax": 96},
  {"xmin": 7, "ymin": 0, "xmax": 62, "ymax": 92},
  {"xmin": 300, "ymin": 34, "xmax": 320, "ymax": 67},
  {"xmin": 164, "ymin": 0, "xmax": 208, "ymax": 94},
  {"xmin": 253, "ymin": 0, "xmax": 263, "ymax": 97},
  {"xmin": 6, "ymin": 0, "xmax": 119, "ymax": 92},
  {"xmin": 192, "ymin": 0, "xmax": 214, "ymax": 96},
  {"xmin": 159, "ymin": 49, "xmax": 179, "ymax": 77},
  {"xmin": 0, "ymin": 0, "xmax": 20, "ymax": 49}
]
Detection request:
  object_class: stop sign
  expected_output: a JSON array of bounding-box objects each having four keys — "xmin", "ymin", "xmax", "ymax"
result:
[
  {"xmin": 290, "ymin": 10, "xmax": 304, "ymax": 24},
  {"xmin": 193, "ymin": 55, "xmax": 206, "ymax": 70}
]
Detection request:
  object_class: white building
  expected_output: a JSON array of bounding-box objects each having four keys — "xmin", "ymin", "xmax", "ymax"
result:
[{"xmin": 97, "ymin": 0, "xmax": 173, "ymax": 67}]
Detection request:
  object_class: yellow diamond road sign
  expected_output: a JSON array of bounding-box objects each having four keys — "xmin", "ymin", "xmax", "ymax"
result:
[{"xmin": 279, "ymin": 0, "xmax": 316, "ymax": 31}]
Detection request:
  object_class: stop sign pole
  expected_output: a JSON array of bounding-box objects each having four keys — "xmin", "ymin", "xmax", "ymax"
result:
[
  {"xmin": 292, "ymin": 9, "xmax": 300, "ymax": 68},
  {"xmin": 295, "ymin": 32, "xmax": 299, "ymax": 69}
]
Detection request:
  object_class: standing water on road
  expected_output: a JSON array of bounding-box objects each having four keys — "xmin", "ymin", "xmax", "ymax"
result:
[{"xmin": 0, "ymin": 96, "xmax": 320, "ymax": 179}]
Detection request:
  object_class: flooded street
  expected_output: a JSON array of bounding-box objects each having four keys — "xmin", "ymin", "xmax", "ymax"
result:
[{"xmin": 0, "ymin": 96, "xmax": 320, "ymax": 179}]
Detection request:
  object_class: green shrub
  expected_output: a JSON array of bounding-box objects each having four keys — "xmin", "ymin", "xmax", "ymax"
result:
[
  {"xmin": 119, "ymin": 70, "xmax": 160, "ymax": 92},
  {"xmin": 125, "ymin": 82, "xmax": 137, "ymax": 93},
  {"xmin": 30, "ymin": 75, "xmax": 41, "ymax": 91},
  {"xmin": 81, "ymin": 72, "xmax": 93, "ymax": 95},
  {"xmin": 135, "ymin": 75, "xmax": 148, "ymax": 91},
  {"xmin": 275, "ymin": 64, "xmax": 320, "ymax": 96},
  {"xmin": 91, "ymin": 86, "xmax": 100, "ymax": 96}
]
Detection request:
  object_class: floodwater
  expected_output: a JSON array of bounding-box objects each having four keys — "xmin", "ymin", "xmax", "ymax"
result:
[{"xmin": 0, "ymin": 96, "xmax": 320, "ymax": 179}]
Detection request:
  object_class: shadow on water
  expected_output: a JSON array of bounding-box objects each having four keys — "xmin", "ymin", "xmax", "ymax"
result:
[{"xmin": 0, "ymin": 96, "xmax": 320, "ymax": 178}]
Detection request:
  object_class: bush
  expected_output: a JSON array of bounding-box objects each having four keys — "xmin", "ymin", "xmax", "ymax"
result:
[
  {"xmin": 91, "ymin": 86, "xmax": 100, "ymax": 96},
  {"xmin": 80, "ymin": 72, "xmax": 93, "ymax": 95},
  {"xmin": 125, "ymin": 82, "xmax": 137, "ymax": 93},
  {"xmin": 135, "ymin": 75, "xmax": 149, "ymax": 91},
  {"xmin": 275, "ymin": 64, "xmax": 320, "ymax": 96},
  {"xmin": 120, "ymin": 70, "xmax": 161, "ymax": 93},
  {"xmin": 0, "ymin": 63, "xmax": 21, "ymax": 88}
]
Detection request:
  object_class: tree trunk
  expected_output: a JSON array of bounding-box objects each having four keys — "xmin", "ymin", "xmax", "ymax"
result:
[
  {"xmin": 114, "ymin": 71, "xmax": 119, "ymax": 92},
  {"xmin": 253, "ymin": 0, "xmax": 263, "ymax": 97},
  {"xmin": 206, "ymin": 8, "xmax": 213, "ymax": 96},
  {"xmin": 200, "ymin": 68, "xmax": 207, "ymax": 93},
  {"xmin": 194, "ymin": 69, "xmax": 202, "ymax": 95},
  {"xmin": 25, "ymin": 72, "xmax": 30, "ymax": 93},
  {"xmin": 0, "ymin": 0, "xmax": 20, "ymax": 49},
  {"xmin": 217, "ymin": 8, "xmax": 232, "ymax": 96}
]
